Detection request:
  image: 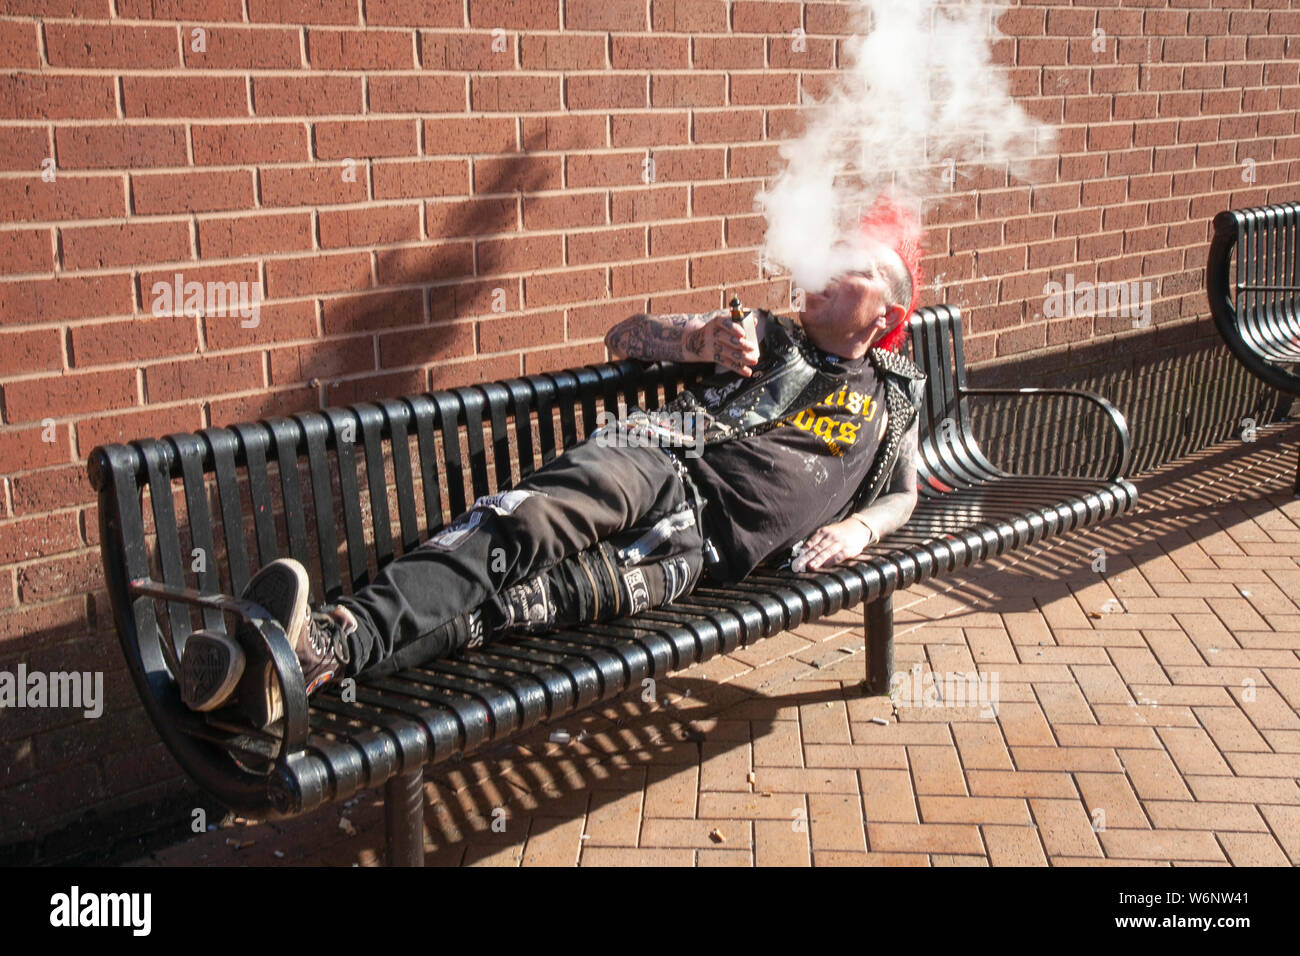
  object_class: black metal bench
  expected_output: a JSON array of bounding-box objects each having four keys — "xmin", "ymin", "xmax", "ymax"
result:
[
  {"xmin": 87, "ymin": 303, "xmax": 1136, "ymax": 865},
  {"xmin": 1208, "ymin": 201, "xmax": 1300, "ymax": 492}
]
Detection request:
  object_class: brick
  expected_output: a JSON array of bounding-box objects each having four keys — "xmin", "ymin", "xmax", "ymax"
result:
[
  {"xmin": 253, "ymin": 76, "xmax": 364, "ymax": 115},
  {"xmin": 375, "ymin": 243, "xmax": 473, "ymax": 285},
  {"xmin": 471, "ymin": 76, "xmax": 562, "ymax": 112},
  {"xmin": 122, "ymin": 76, "xmax": 247, "ymax": 118},
  {"xmin": 612, "ymin": 113, "xmax": 688, "ymax": 149},
  {"xmin": 867, "ymin": 822, "xmax": 982, "ymax": 856},
  {"xmin": 0, "ymin": 512, "xmax": 82, "ymax": 567},
  {"xmin": 516, "ymin": 35, "xmax": 601, "ymax": 71},
  {"xmin": 0, "ymin": 229, "xmax": 52, "ymax": 276},
  {"xmin": 54, "ymin": 126, "xmax": 187, "ymax": 169},
  {"xmin": 565, "ymin": 75, "xmax": 647, "ymax": 111},
  {"xmin": 420, "ymin": 31, "xmax": 515, "ymax": 71},
  {"xmin": 133, "ymin": 171, "xmax": 255, "ymax": 217},
  {"xmin": 524, "ymin": 268, "xmax": 606, "ymax": 308},
  {"xmin": 653, "ymin": 0, "xmax": 726, "ymax": 32},
  {"xmin": 0, "ymin": 329, "xmax": 61, "ymax": 378},
  {"xmin": 62, "ymin": 221, "xmax": 192, "ymax": 271},
  {"xmin": 806, "ymin": 793, "xmax": 865, "ymax": 853},
  {"xmin": 566, "ymin": 0, "xmax": 646, "ymax": 31},
  {"xmin": 270, "ymin": 337, "xmax": 375, "ymax": 384},
  {"xmin": 322, "ymin": 287, "xmax": 423, "ymax": 335},
  {"xmin": 69, "ymin": 316, "xmax": 198, "ymax": 368},
  {"xmin": 45, "ymin": 23, "xmax": 179, "ymax": 68},
  {"xmin": 369, "ymin": 75, "xmax": 465, "ymax": 113},
  {"xmin": 0, "ymin": 274, "xmax": 134, "ymax": 326},
  {"xmin": 733, "ymin": 1, "xmax": 801, "ymax": 33},
  {"xmin": 266, "ymin": 252, "xmax": 371, "ymax": 298},
  {"xmin": 567, "ymin": 227, "xmax": 644, "ymax": 266},
  {"xmin": 1098, "ymin": 829, "xmax": 1226, "ymax": 862},
  {"xmin": 612, "ymin": 258, "xmax": 686, "ymax": 297},
  {"xmin": 75, "ymin": 402, "xmax": 204, "ymax": 453},
  {"xmin": 183, "ymin": 25, "xmax": 301, "ymax": 68},
  {"xmin": 0, "ymin": 127, "xmax": 51, "ymax": 171},
  {"xmin": 315, "ymin": 120, "xmax": 418, "ymax": 159},
  {"xmin": 523, "ymin": 193, "xmax": 605, "ymax": 231},
  {"xmin": 248, "ymin": 0, "xmax": 359, "ymax": 25},
  {"xmin": 260, "ymin": 164, "xmax": 368, "ymax": 206},
  {"xmin": 319, "ymin": 205, "xmax": 420, "ymax": 249},
  {"xmin": 195, "ymin": 212, "xmax": 312, "ymax": 259},
  {"xmin": 373, "ymin": 159, "xmax": 469, "ymax": 199},
  {"xmin": 192, "ymin": 123, "xmax": 310, "ymax": 165},
  {"xmin": 145, "ymin": 352, "xmax": 264, "ymax": 403},
  {"xmin": 423, "ymin": 117, "xmax": 516, "ymax": 155},
  {"xmin": 368, "ymin": 0, "xmax": 462, "ymax": 26},
  {"xmin": 611, "ymin": 35, "xmax": 688, "ymax": 70},
  {"xmin": 427, "ymin": 197, "xmax": 517, "ymax": 238},
  {"xmin": 0, "ymin": 75, "xmax": 116, "ymax": 120},
  {"xmin": 0, "ymin": 19, "xmax": 38, "ymax": 69},
  {"xmin": 307, "ymin": 28, "xmax": 415, "ymax": 69},
  {"xmin": 984, "ymin": 824, "xmax": 1047, "ymax": 866},
  {"xmin": 475, "ymin": 155, "xmax": 561, "ymax": 192},
  {"xmin": 2, "ymin": 369, "xmax": 136, "ymax": 422},
  {"xmin": 0, "ymin": 177, "xmax": 126, "ymax": 225}
]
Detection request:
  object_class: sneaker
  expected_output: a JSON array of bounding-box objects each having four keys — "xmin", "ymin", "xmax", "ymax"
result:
[{"xmin": 179, "ymin": 629, "xmax": 245, "ymax": 712}]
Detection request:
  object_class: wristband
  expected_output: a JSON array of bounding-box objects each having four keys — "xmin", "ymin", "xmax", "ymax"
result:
[{"xmin": 849, "ymin": 513, "xmax": 877, "ymax": 544}]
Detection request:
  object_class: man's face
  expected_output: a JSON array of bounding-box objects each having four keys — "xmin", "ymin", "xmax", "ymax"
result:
[{"xmin": 800, "ymin": 240, "xmax": 908, "ymax": 358}]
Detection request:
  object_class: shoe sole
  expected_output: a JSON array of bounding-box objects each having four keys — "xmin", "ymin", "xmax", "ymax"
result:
[
  {"xmin": 239, "ymin": 559, "xmax": 312, "ymax": 729},
  {"xmin": 180, "ymin": 632, "xmax": 246, "ymax": 712}
]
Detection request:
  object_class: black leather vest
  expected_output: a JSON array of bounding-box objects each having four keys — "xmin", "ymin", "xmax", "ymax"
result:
[{"xmin": 658, "ymin": 311, "xmax": 854, "ymax": 446}]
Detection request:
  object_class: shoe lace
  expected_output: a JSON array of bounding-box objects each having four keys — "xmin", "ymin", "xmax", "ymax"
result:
[{"xmin": 308, "ymin": 612, "xmax": 352, "ymax": 666}]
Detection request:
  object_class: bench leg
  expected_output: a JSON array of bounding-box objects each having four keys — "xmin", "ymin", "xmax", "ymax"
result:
[
  {"xmin": 862, "ymin": 594, "xmax": 894, "ymax": 696},
  {"xmin": 384, "ymin": 768, "xmax": 426, "ymax": 867}
]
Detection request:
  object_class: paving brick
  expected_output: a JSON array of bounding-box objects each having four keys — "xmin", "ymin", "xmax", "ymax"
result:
[
  {"xmin": 640, "ymin": 818, "xmax": 753, "ymax": 849},
  {"xmin": 867, "ymin": 822, "xmax": 984, "ymax": 856},
  {"xmin": 1097, "ymin": 829, "xmax": 1226, "ymax": 862},
  {"xmin": 1074, "ymin": 772, "xmax": 1149, "ymax": 829},
  {"xmin": 918, "ymin": 796, "xmax": 1032, "ymax": 825},
  {"xmin": 808, "ymin": 793, "xmax": 866, "ymax": 853},
  {"xmin": 859, "ymin": 768, "xmax": 918, "ymax": 824},
  {"xmin": 952, "ymin": 721, "xmax": 1014, "ymax": 770},
  {"xmin": 967, "ymin": 770, "xmax": 1078, "ymax": 799},
  {"xmin": 1218, "ymin": 831, "xmax": 1292, "ymax": 866},
  {"xmin": 908, "ymin": 745, "xmax": 968, "ymax": 796},
  {"xmin": 752, "ymin": 767, "xmax": 861, "ymax": 793},
  {"xmin": 582, "ymin": 788, "xmax": 642, "ymax": 846},
  {"xmin": 580, "ymin": 846, "xmax": 695, "ymax": 866},
  {"xmin": 1012, "ymin": 746, "xmax": 1124, "ymax": 773},
  {"xmin": 642, "ymin": 764, "xmax": 697, "ymax": 818},
  {"xmin": 803, "ymin": 743, "xmax": 908, "ymax": 770},
  {"xmin": 1157, "ymin": 726, "xmax": 1234, "ymax": 776},
  {"xmin": 983, "ymin": 824, "xmax": 1048, "ymax": 865},
  {"xmin": 1031, "ymin": 798, "xmax": 1104, "ymax": 858},
  {"xmin": 1142, "ymin": 801, "xmax": 1268, "ymax": 832},
  {"xmin": 698, "ymin": 738, "xmax": 751, "ymax": 792},
  {"xmin": 754, "ymin": 817, "xmax": 810, "ymax": 866}
]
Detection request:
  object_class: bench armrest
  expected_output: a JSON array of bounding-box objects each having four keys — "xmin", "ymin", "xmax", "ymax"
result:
[
  {"xmin": 956, "ymin": 385, "xmax": 1133, "ymax": 481},
  {"xmin": 127, "ymin": 578, "xmax": 311, "ymax": 757}
]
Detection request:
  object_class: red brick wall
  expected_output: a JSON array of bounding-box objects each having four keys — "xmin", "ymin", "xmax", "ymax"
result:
[{"xmin": 2, "ymin": 0, "xmax": 1298, "ymax": 845}]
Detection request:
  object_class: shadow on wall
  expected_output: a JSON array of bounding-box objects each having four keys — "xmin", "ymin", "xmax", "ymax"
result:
[
  {"xmin": 223, "ymin": 152, "xmax": 564, "ymax": 425},
  {"xmin": 963, "ymin": 316, "xmax": 1296, "ymax": 478}
]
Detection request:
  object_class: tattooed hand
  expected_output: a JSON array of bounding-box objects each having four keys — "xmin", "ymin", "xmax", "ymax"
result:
[{"xmin": 606, "ymin": 309, "xmax": 764, "ymax": 375}]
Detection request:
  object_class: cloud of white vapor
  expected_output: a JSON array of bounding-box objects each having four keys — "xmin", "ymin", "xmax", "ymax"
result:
[{"xmin": 756, "ymin": 0, "xmax": 1057, "ymax": 294}]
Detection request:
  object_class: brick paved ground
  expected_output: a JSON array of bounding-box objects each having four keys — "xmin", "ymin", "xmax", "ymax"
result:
[{"xmin": 128, "ymin": 421, "xmax": 1300, "ymax": 867}]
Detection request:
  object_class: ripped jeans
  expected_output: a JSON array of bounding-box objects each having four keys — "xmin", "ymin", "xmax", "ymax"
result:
[{"xmin": 335, "ymin": 438, "xmax": 707, "ymax": 677}]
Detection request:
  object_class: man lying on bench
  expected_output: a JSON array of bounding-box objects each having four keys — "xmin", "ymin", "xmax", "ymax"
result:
[{"xmin": 180, "ymin": 204, "xmax": 930, "ymax": 730}]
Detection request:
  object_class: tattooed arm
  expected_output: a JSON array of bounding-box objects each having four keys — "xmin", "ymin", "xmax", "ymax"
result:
[
  {"xmin": 791, "ymin": 417, "xmax": 920, "ymax": 573},
  {"xmin": 606, "ymin": 310, "xmax": 766, "ymax": 375}
]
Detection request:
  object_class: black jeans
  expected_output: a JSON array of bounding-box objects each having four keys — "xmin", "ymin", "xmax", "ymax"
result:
[{"xmin": 336, "ymin": 439, "xmax": 707, "ymax": 676}]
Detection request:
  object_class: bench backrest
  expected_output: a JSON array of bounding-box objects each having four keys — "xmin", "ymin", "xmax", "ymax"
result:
[
  {"xmin": 88, "ymin": 304, "xmax": 972, "ymax": 672},
  {"xmin": 1208, "ymin": 201, "xmax": 1300, "ymax": 393}
]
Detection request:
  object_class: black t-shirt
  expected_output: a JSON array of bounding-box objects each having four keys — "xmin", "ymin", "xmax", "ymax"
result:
[{"xmin": 685, "ymin": 353, "xmax": 888, "ymax": 582}]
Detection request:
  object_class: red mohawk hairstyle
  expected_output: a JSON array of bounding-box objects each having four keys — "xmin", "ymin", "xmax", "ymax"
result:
[{"xmin": 859, "ymin": 194, "xmax": 924, "ymax": 353}]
